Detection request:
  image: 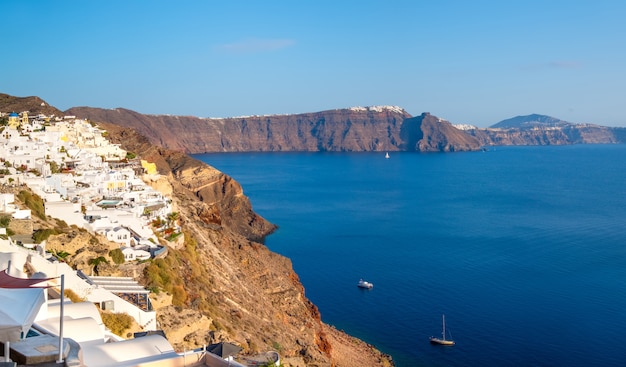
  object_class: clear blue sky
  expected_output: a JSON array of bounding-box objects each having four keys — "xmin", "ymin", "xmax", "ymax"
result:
[{"xmin": 2, "ymin": 1, "xmax": 625, "ymax": 127}]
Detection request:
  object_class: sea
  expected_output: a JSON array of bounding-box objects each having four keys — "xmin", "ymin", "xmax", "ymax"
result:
[{"xmin": 194, "ymin": 145, "xmax": 626, "ymax": 367}]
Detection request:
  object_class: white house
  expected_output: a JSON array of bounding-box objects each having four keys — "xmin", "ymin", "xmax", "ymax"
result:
[
  {"xmin": 105, "ymin": 227, "xmax": 131, "ymax": 246},
  {"xmin": 12, "ymin": 208, "xmax": 31, "ymax": 219},
  {"xmin": 121, "ymin": 246, "xmax": 151, "ymax": 262},
  {"xmin": 0, "ymin": 193, "xmax": 16, "ymax": 213}
]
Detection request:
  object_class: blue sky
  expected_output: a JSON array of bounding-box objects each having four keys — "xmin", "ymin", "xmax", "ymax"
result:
[{"xmin": 2, "ymin": 1, "xmax": 625, "ymax": 127}]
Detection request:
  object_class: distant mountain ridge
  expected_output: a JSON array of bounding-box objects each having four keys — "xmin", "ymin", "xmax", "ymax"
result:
[
  {"xmin": 465, "ymin": 113, "xmax": 626, "ymax": 146},
  {"xmin": 490, "ymin": 114, "xmax": 572, "ymax": 129},
  {"xmin": 65, "ymin": 106, "xmax": 483, "ymax": 153}
]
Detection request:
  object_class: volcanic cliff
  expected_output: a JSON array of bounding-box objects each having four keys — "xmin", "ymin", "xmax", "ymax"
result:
[
  {"xmin": 98, "ymin": 122, "xmax": 394, "ymax": 366},
  {"xmin": 66, "ymin": 106, "xmax": 483, "ymax": 153}
]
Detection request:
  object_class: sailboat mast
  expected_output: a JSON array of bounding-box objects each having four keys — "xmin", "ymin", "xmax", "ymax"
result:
[{"xmin": 442, "ymin": 314, "xmax": 446, "ymax": 340}]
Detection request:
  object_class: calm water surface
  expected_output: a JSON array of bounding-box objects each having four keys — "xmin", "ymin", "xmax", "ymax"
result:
[{"xmin": 195, "ymin": 145, "xmax": 626, "ymax": 367}]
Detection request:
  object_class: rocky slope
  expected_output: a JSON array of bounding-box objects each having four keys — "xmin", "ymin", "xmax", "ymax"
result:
[
  {"xmin": 66, "ymin": 106, "xmax": 483, "ymax": 153},
  {"xmin": 0, "ymin": 93, "xmax": 64, "ymax": 116},
  {"xmin": 97, "ymin": 122, "xmax": 395, "ymax": 366}
]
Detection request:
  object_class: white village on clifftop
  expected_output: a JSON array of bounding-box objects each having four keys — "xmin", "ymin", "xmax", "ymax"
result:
[{"xmin": 0, "ymin": 110, "xmax": 265, "ymax": 367}]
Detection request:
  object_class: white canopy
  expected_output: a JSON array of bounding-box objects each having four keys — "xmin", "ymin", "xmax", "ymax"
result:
[
  {"xmin": 0, "ymin": 287, "xmax": 45, "ymax": 342},
  {"xmin": 81, "ymin": 334, "xmax": 177, "ymax": 367}
]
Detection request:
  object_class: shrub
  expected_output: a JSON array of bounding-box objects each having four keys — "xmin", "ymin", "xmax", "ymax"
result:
[
  {"xmin": 88, "ymin": 256, "xmax": 109, "ymax": 267},
  {"xmin": 171, "ymin": 285, "xmax": 187, "ymax": 307},
  {"xmin": 49, "ymin": 161, "xmax": 60, "ymax": 174},
  {"xmin": 54, "ymin": 218, "xmax": 69, "ymax": 229},
  {"xmin": 52, "ymin": 250, "xmax": 70, "ymax": 260},
  {"xmin": 100, "ymin": 312, "xmax": 134, "ymax": 336},
  {"xmin": 16, "ymin": 190, "xmax": 46, "ymax": 219},
  {"xmin": 109, "ymin": 248, "xmax": 125, "ymax": 264},
  {"xmin": 143, "ymin": 258, "xmax": 172, "ymax": 291},
  {"xmin": 32, "ymin": 228, "xmax": 59, "ymax": 244},
  {"xmin": 0, "ymin": 215, "xmax": 10, "ymax": 228}
]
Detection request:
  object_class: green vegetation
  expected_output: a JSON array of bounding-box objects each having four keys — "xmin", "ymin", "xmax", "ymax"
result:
[
  {"xmin": 0, "ymin": 215, "xmax": 10, "ymax": 228},
  {"xmin": 100, "ymin": 311, "xmax": 134, "ymax": 336},
  {"xmin": 143, "ymin": 244, "xmax": 197, "ymax": 307},
  {"xmin": 88, "ymin": 256, "xmax": 108, "ymax": 267},
  {"xmin": 271, "ymin": 341, "xmax": 282, "ymax": 352},
  {"xmin": 165, "ymin": 231, "xmax": 182, "ymax": 241},
  {"xmin": 49, "ymin": 160, "xmax": 60, "ymax": 174},
  {"xmin": 260, "ymin": 361, "xmax": 284, "ymax": 367},
  {"xmin": 88, "ymin": 256, "xmax": 109, "ymax": 275},
  {"xmin": 51, "ymin": 250, "xmax": 70, "ymax": 261},
  {"xmin": 125, "ymin": 152, "xmax": 137, "ymax": 159},
  {"xmin": 144, "ymin": 258, "xmax": 173, "ymax": 292},
  {"xmin": 54, "ymin": 218, "xmax": 69, "ymax": 230},
  {"xmin": 0, "ymin": 215, "xmax": 14, "ymax": 238},
  {"xmin": 109, "ymin": 248, "xmax": 125, "ymax": 264},
  {"xmin": 32, "ymin": 228, "xmax": 60, "ymax": 243},
  {"xmin": 171, "ymin": 285, "xmax": 188, "ymax": 307},
  {"xmin": 17, "ymin": 190, "xmax": 46, "ymax": 219}
]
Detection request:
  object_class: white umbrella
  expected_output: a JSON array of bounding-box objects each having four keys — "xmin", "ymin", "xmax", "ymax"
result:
[{"xmin": 0, "ymin": 287, "xmax": 45, "ymax": 362}]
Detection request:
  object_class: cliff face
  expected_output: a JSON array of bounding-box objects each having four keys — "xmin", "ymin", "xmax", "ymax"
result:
[
  {"xmin": 66, "ymin": 106, "xmax": 482, "ymax": 153},
  {"xmin": 467, "ymin": 125, "xmax": 622, "ymax": 146},
  {"xmin": 99, "ymin": 122, "xmax": 393, "ymax": 367},
  {"xmin": 402, "ymin": 113, "xmax": 482, "ymax": 152}
]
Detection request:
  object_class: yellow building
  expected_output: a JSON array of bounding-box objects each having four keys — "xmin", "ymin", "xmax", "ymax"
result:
[
  {"xmin": 141, "ymin": 160, "xmax": 158, "ymax": 175},
  {"xmin": 7, "ymin": 112, "xmax": 19, "ymax": 128}
]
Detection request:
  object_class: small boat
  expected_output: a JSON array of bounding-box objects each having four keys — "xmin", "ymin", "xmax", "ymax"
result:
[
  {"xmin": 357, "ymin": 279, "xmax": 373, "ymax": 289},
  {"xmin": 429, "ymin": 314, "xmax": 455, "ymax": 346},
  {"xmin": 385, "ymin": 152, "xmax": 390, "ymax": 159}
]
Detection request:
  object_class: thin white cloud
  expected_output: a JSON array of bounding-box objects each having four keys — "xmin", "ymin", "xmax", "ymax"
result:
[{"xmin": 218, "ymin": 38, "xmax": 296, "ymax": 54}]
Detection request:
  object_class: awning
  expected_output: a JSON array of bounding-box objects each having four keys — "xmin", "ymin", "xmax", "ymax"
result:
[
  {"xmin": 0, "ymin": 269, "xmax": 54, "ymax": 288},
  {"xmin": 0, "ymin": 287, "xmax": 46, "ymax": 342}
]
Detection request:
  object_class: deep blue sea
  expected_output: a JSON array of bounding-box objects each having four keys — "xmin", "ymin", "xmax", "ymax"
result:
[{"xmin": 195, "ymin": 145, "xmax": 626, "ymax": 367}]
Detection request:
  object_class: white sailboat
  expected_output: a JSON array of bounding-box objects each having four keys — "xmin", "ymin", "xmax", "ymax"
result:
[
  {"xmin": 429, "ymin": 314, "xmax": 455, "ymax": 346},
  {"xmin": 385, "ymin": 152, "xmax": 390, "ymax": 159}
]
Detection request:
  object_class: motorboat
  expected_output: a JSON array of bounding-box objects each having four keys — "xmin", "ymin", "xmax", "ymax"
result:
[{"xmin": 357, "ymin": 279, "xmax": 373, "ymax": 289}]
